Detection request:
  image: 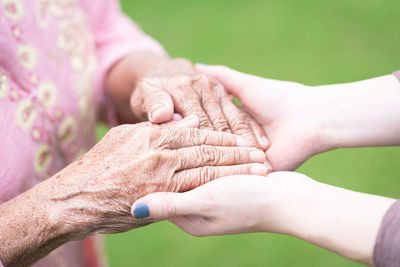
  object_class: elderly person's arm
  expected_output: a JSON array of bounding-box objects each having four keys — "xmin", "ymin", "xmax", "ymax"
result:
[
  {"xmin": 0, "ymin": 123, "xmax": 267, "ymax": 266},
  {"xmin": 80, "ymin": 0, "xmax": 269, "ymax": 152}
]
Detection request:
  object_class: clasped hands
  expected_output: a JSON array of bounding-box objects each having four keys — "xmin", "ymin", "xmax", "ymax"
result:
[{"xmin": 46, "ymin": 53, "xmax": 276, "ymax": 241}]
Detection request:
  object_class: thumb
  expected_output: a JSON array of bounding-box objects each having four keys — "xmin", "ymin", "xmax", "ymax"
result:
[
  {"xmin": 194, "ymin": 64, "xmax": 256, "ymax": 101},
  {"xmin": 130, "ymin": 80, "xmax": 174, "ymax": 123},
  {"xmin": 131, "ymin": 191, "xmax": 200, "ymax": 220}
]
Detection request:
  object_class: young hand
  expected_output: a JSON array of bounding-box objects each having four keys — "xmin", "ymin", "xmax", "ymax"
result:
[
  {"xmin": 132, "ymin": 172, "xmax": 395, "ymax": 266},
  {"xmin": 196, "ymin": 64, "xmax": 400, "ymax": 170}
]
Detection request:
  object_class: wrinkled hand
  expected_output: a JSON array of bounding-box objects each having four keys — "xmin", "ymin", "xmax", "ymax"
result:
[
  {"xmin": 49, "ymin": 120, "xmax": 267, "ymax": 239},
  {"xmin": 196, "ymin": 64, "xmax": 323, "ymax": 171},
  {"xmin": 132, "ymin": 172, "xmax": 315, "ymax": 236},
  {"xmin": 109, "ymin": 53, "xmax": 270, "ymax": 153}
]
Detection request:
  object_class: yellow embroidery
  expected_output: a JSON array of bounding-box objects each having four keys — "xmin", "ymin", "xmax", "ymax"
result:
[
  {"xmin": 35, "ymin": 0, "xmax": 52, "ymax": 28},
  {"xmin": 50, "ymin": 0, "xmax": 76, "ymax": 18},
  {"xmin": 11, "ymin": 26, "xmax": 21, "ymax": 39},
  {"xmin": 37, "ymin": 81, "xmax": 58, "ymax": 108},
  {"xmin": 0, "ymin": 74, "xmax": 9, "ymax": 100},
  {"xmin": 17, "ymin": 44, "xmax": 38, "ymax": 70},
  {"xmin": 3, "ymin": 0, "xmax": 25, "ymax": 21},
  {"xmin": 15, "ymin": 99, "xmax": 37, "ymax": 130},
  {"xmin": 57, "ymin": 14, "xmax": 86, "ymax": 56},
  {"xmin": 9, "ymin": 88, "xmax": 19, "ymax": 101},
  {"xmin": 34, "ymin": 144, "xmax": 52, "ymax": 174},
  {"xmin": 58, "ymin": 115, "xmax": 77, "ymax": 144}
]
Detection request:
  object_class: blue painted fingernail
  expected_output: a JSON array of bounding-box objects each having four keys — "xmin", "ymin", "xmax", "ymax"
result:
[
  {"xmin": 197, "ymin": 62, "xmax": 207, "ymax": 65},
  {"xmin": 133, "ymin": 203, "xmax": 150, "ymax": 219}
]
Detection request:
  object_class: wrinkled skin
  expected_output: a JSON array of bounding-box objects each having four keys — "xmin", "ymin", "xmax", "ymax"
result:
[
  {"xmin": 54, "ymin": 124, "xmax": 266, "ymax": 236},
  {"xmin": 0, "ymin": 121, "xmax": 266, "ymax": 266},
  {"xmin": 107, "ymin": 53, "xmax": 270, "ymax": 152}
]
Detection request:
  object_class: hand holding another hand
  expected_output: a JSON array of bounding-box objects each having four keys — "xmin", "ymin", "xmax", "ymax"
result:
[
  {"xmin": 132, "ymin": 172, "xmax": 315, "ymax": 236},
  {"xmin": 195, "ymin": 64, "xmax": 320, "ymax": 171},
  {"xmin": 107, "ymin": 53, "xmax": 270, "ymax": 154},
  {"xmin": 47, "ymin": 117, "xmax": 267, "ymax": 239}
]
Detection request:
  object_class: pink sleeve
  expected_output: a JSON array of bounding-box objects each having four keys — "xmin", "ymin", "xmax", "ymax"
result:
[
  {"xmin": 0, "ymin": 259, "xmax": 3, "ymax": 267},
  {"xmin": 79, "ymin": 0, "xmax": 167, "ymax": 124}
]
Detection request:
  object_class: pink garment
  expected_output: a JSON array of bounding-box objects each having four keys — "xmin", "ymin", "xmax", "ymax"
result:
[{"xmin": 0, "ymin": 0, "xmax": 165, "ymax": 266}]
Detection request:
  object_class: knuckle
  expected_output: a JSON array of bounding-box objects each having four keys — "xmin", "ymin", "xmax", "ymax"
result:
[
  {"xmin": 212, "ymin": 118, "xmax": 230, "ymax": 132},
  {"xmin": 159, "ymin": 199, "xmax": 177, "ymax": 218},
  {"xmin": 201, "ymin": 94, "xmax": 217, "ymax": 107},
  {"xmin": 179, "ymin": 100, "xmax": 203, "ymax": 116},
  {"xmin": 231, "ymin": 117, "xmax": 251, "ymax": 132},
  {"xmin": 168, "ymin": 75, "xmax": 191, "ymax": 88},
  {"xmin": 197, "ymin": 145, "xmax": 219, "ymax": 165}
]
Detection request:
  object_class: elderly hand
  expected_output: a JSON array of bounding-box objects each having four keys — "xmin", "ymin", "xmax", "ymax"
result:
[
  {"xmin": 106, "ymin": 52, "xmax": 270, "ymax": 155},
  {"xmin": 0, "ymin": 117, "xmax": 267, "ymax": 266},
  {"xmin": 47, "ymin": 123, "xmax": 268, "ymax": 236}
]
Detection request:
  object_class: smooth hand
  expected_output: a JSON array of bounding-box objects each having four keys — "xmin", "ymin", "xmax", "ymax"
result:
[
  {"xmin": 133, "ymin": 172, "xmax": 395, "ymax": 266},
  {"xmin": 196, "ymin": 64, "xmax": 319, "ymax": 170},
  {"xmin": 196, "ymin": 64, "xmax": 400, "ymax": 170},
  {"xmin": 131, "ymin": 172, "xmax": 314, "ymax": 235}
]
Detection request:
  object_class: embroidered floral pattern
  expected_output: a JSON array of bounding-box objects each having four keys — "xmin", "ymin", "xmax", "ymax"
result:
[
  {"xmin": 34, "ymin": 144, "xmax": 52, "ymax": 174},
  {"xmin": 15, "ymin": 99, "xmax": 37, "ymax": 130},
  {"xmin": 17, "ymin": 44, "xmax": 38, "ymax": 70},
  {"xmin": 3, "ymin": 0, "xmax": 24, "ymax": 21},
  {"xmin": 58, "ymin": 115, "xmax": 77, "ymax": 144},
  {"xmin": 2, "ymin": 0, "xmax": 97, "ymax": 179},
  {"xmin": 37, "ymin": 81, "xmax": 58, "ymax": 108}
]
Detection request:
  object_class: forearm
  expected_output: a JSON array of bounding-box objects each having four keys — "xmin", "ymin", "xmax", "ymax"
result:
[
  {"xmin": 314, "ymin": 74, "xmax": 400, "ymax": 150},
  {"xmin": 277, "ymin": 180, "xmax": 395, "ymax": 265},
  {"xmin": 0, "ymin": 180, "xmax": 73, "ymax": 266}
]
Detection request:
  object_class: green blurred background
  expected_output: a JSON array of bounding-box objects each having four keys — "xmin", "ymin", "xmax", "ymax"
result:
[{"xmin": 101, "ymin": 0, "xmax": 400, "ymax": 266}]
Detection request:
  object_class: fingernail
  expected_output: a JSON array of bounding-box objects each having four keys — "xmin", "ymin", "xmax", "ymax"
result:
[
  {"xmin": 133, "ymin": 203, "xmax": 150, "ymax": 219},
  {"xmin": 251, "ymin": 164, "xmax": 268, "ymax": 175},
  {"xmin": 149, "ymin": 104, "xmax": 165, "ymax": 121},
  {"xmin": 260, "ymin": 136, "xmax": 270, "ymax": 149},
  {"xmin": 250, "ymin": 150, "xmax": 266, "ymax": 163},
  {"xmin": 197, "ymin": 62, "xmax": 207, "ymax": 66},
  {"xmin": 236, "ymin": 137, "xmax": 251, "ymax": 147}
]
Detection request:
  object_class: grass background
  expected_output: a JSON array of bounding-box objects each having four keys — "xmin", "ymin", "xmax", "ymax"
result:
[{"xmin": 101, "ymin": 1, "xmax": 400, "ymax": 266}]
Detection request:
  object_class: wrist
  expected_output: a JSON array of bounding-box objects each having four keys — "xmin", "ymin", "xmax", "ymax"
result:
[
  {"xmin": 256, "ymin": 172, "xmax": 319, "ymax": 235},
  {"xmin": 312, "ymin": 74, "xmax": 400, "ymax": 150},
  {"xmin": 0, "ymin": 180, "xmax": 75, "ymax": 266},
  {"xmin": 281, "ymin": 177, "xmax": 395, "ymax": 265}
]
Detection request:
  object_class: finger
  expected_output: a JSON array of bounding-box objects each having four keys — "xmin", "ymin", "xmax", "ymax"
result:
[
  {"xmin": 165, "ymin": 77, "xmax": 214, "ymax": 130},
  {"xmin": 169, "ymin": 146, "xmax": 265, "ymax": 171},
  {"xmin": 132, "ymin": 191, "xmax": 201, "ymax": 220},
  {"xmin": 130, "ymin": 80, "xmax": 174, "ymax": 123},
  {"xmin": 161, "ymin": 114, "xmax": 199, "ymax": 128},
  {"xmin": 219, "ymin": 93, "xmax": 260, "ymax": 149},
  {"xmin": 171, "ymin": 164, "xmax": 268, "ymax": 192},
  {"xmin": 194, "ymin": 64, "xmax": 253, "ymax": 99},
  {"xmin": 159, "ymin": 127, "xmax": 251, "ymax": 149},
  {"xmin": 192, "ymin": 75, "xmax": 231, "ymax": 132},
  {"xmin": 246, "ymin": 113, "xmax": 270, "ymax": 150}
]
